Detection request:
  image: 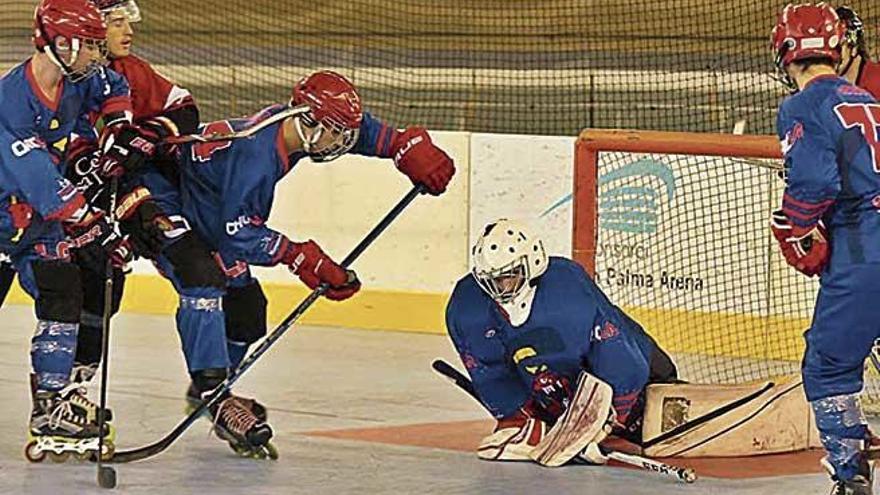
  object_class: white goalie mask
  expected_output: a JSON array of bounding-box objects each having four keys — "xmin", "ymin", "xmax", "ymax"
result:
[{"xmin": 471, "ymin": 219, "xmax": 548, "ymax": 327}]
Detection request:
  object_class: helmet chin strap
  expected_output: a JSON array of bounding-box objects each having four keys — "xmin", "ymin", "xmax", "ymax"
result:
[
  {"xmin": 499, "ymin": 283, "xmax": 537, "ymax": 327},
  {"xmin": 293, "ymin": 115, "xmax": 322, "ymax": 154}
]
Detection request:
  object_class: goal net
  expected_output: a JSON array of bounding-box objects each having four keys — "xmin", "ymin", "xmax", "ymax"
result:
[{"xmin": 572, "ymin": 129, "xmax": 880, "ymax": 412}]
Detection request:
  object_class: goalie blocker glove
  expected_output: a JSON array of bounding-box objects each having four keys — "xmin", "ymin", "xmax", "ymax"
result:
[
  {"xmin": 388, "ymin": 127, "xmax": 455, "ymax": 195},
  {"xmin": 279, "ymin": 239, "xmax": 360, "ymax": 301},
  {"xmin": 770, "ymin": 209, "xmax": 829, "ymax": 277}
]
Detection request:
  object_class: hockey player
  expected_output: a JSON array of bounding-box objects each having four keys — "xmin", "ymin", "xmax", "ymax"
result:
[
  {"xmin": 1, "ymin": 0, "xmax": 138, "ymax": 462},
  {"xmin": 63, "ymin": 0, "xmax": 200, "ymax": 391},
  {"xmin": 444, "ymin": 219, "xmax": 677, "ymax": 464},
  {"xmin": 835, "ymin": 6, "xmax": 879, "ymax": 98},
  {"xmin": 136, "ymin": 70, "xmax": 454, "ymax": 457},
  {"xmin": 771, "ymin": 4, "xmax": 880, "ymax": 493}
]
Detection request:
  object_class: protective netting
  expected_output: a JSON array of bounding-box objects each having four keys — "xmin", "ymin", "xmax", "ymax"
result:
[
  {"xmin": 0, "ymin": 1, "xmax": 877, "ymax": 135},
  {"xmin": 590, "ymin": 147, "xmax": 880, "ymax": 412}
]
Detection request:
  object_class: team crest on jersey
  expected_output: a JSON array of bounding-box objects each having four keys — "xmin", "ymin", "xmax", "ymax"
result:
[
  {"xmin": 592, "ymin": 321, "xmax": 620, "ymax": 342},
  {"xmin": 781, "ymin": 122, "xmax": 804, "ymax": 155},
  {"xmin": 484, "ymin": 328, "xmax": 497, "ymax": 338},
  {"xmin": 460, "ymin": 352, "xmax": 478, "ymax": 370}
]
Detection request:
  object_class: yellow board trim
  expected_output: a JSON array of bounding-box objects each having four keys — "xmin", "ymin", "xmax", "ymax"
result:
[
  {"xmin": 5, "ymin": 275, "xmax": 809, "ymax": 362},
  {"xmin": 5, "ymin": 274, "xmax": 450, "ymax": 334}
]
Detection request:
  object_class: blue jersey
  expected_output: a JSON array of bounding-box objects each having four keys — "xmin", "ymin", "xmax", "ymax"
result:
[
  {"xmin": 777, "ymin": 75, "xmax": 880, "ymax": 269},
  {"xmin": 0, "ymin": 60, "xmax": 131, "ymax": 244},
  {"xmin": 445, "ymin": 257, "xmax": 656, "ymax": 420},
  {"xmin": 176, "ymin": 105, "xmax": 403, "ymax": 268}
]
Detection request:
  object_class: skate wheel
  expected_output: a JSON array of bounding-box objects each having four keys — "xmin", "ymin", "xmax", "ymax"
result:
[
  {"xmin": 227, "ymin": 441, "xmax": 278, "ymax": 460},
  {"xmin": 264, "ymin": 442, "xmax": 279, "ymax": 461},
  {"xmin": 74, "ymin": 451, "xmax": 92, "ymax": 461},
  {"xmin": 48, "ymin": 451, "xmax": 71, "ymax": 463},
  {"xmin": 99, "ymin": 441, "xmax": 115, "ymax": 461},
  {"xmin": 24, "ymin": 441, "xmax": 46, "ymax": 463}
]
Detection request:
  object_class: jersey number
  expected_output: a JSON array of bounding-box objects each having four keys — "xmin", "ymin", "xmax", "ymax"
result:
[
  {"xmin": 834, "ymin": 103, "xmax": 880, "ymax": 172},
  {"xmin": 191, "ymin": 121, "xmax": 234, "ymax": 163}
]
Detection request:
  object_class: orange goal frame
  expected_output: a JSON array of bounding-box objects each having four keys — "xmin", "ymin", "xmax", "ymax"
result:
[{"xmin": 572, "ymin": 129, "xmax": 782, "ymax": 276}]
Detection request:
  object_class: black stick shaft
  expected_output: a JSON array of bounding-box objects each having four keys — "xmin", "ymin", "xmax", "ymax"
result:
[
  {"xmin": 110, "ymin": 185, "xmax": 424, "ymax": 463},
  {"xmin": 96, "ymin": 178, "xmax": 118, "ymax": 480}
]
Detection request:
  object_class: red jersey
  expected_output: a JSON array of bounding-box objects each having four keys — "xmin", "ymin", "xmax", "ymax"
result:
[{"xmin": 856, "ymin": 59, "xmax": 880, "ymax": 100}]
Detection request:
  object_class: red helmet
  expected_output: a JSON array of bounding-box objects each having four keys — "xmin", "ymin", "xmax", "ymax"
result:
[
  {"xmin": 771, "ymin": 3, "xmax": 845, "ymax": 68},
  {"xmin": 33, "ymin": 0, "xmax": 108, "ymax": 81},
  {"xmin": 290, "ymin": 71, "xmax": 363, "ymax": 162}
]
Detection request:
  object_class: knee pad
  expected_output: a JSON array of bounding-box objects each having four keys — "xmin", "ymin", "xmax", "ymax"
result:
[
  {"xmin": 0, "ymin": 262, "xmax": 15, "ymax": 307},
  {"xmin": 164, "ymin": 232, "xmax": 226, "ymax": 289},
  {"xmin": 190, "ymin": 367, "xmax": 228, "ymax": 394},
  {"xmin": 78, "ymin": 263, "xmax": 125, "ymax": 317},
  {"xmin": 33, "ymin": 260, "xmax": 82, "ymax": 323},
  {"xmin": 225, "ymin": 281, "xmax": 267, "ymax": 345}
]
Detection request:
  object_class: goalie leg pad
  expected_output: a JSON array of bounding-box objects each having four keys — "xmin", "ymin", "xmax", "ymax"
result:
[
  {"xmin": 478, "ymin": 414, "xmax": 547, "ymax": 461},
  {"xmin": 529, "ymin": 371, "xmax": 614, "ymax": 467},
  {"xmin": 641, "ymin": 376, "xmax": 822, "ymax": 457}
]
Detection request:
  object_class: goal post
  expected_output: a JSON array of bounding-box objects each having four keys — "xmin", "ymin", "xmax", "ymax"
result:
[{"xmin": 571, "ymin": 129, "xmax": 880, "ymax": 412}]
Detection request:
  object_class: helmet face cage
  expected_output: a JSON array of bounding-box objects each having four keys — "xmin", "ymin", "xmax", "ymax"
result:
[
  {"xmin": 836, "ymin": 6, "xmax": 866, "ymax": 55},
  {"xmin": 99, "ymin": 0, "xmax": 142, "ymax": 23},
  {"xmin": 293, "ymin": 111, "xmax": 360, "ymax": 163},
  {"xmin": 473, "ymin": 256, "xmax": 530, "ymax": 304}
]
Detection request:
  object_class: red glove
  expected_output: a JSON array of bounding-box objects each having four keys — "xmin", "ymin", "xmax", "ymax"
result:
[
  {"xmin": 770, "ymin": 210, "xmax": 829, "ymax": 277},
  {"xmin": 280, "ymin": 239, "xmax": 360, "ymax": 301},
  {"xmin": 389, "ymin": 127, "xmax": 455, "ymax": 195},
  {"xmin": 97, "ymin": 123, "xmax": 159, "ymax": 178},
  {"xmin": 8, "ymin": 197, "xmax": 33, "ymax": 231},
  {"xmin": 531, "ymin": 370, "xmax": 573, "ymax": 422}
]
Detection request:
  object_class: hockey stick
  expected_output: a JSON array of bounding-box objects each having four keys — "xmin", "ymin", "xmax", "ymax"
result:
[
  {"xmin": 96, "ymin": 178, "xmax": 119, "ymax": 488},
  {"xmin": 163, "ymin": 105, "xmax": 308, "ymax": 145},
  {"xmin": 430, "ymin": 359, "xmax": 697, "ymax": 484},
  {"xmin": 108, "ymin": 185, "xmax": 425, "ymax": 463}
]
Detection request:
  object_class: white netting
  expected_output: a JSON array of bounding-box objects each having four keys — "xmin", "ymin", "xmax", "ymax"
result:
[{"xmin": 592, "ymin": 149, "xmax": 880, "ymax": 413}]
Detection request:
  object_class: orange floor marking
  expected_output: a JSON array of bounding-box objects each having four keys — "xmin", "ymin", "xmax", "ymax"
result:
[{"xmin": 304, "ymin": 419, "xmax": 827, "ymax": 479}]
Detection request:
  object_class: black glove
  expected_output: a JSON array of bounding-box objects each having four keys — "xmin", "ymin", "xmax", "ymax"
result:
[
  {"xmin": 116, "ymin": 188, "xmax": 171, "ymax": 259},
  {"xmin": 98, "ymin": 124, "xmax": 159, "ymax": 178},
  {"xmin": 66, "ymin": 211, "xmax": 132, "ymax": 270},
  {"xmin": 530, "ymin": 370, "xmax": 573, "ymax": 423}
]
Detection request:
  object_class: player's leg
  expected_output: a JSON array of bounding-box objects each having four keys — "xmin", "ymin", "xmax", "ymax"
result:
[
  {"xmin": 13, "ymin": 237, "xmax": 110, "ymax": 462},
  {"xmin": 0, "ymin": 258, "xmax": 16, "ymax": 307},
  {"xmin": 70, "ymin": 259, "xmax": 125, "ymax": 419},
  {"xmin": 224, "ymin": 271, "xmax": 267, "ymax": 370},
  {"xmin": 802, "ymin": 268, "xmax": 880, "ymax": 493},
  {"xmin": 219, "ymin": 270, "xmax": 269, "ymax": 421}
]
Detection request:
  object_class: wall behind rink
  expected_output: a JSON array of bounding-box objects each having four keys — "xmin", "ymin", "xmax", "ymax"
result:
[{"xmin": 4, "ymin": 131, "xmax": 576, "ymax": 334}]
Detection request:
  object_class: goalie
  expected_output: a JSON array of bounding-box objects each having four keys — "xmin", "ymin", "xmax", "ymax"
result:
[{"xmin": 444, "ymin": 219, "xmax": 678, "ymax": 465}]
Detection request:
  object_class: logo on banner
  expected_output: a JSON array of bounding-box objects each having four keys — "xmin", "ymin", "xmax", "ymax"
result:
[{"xmin": 598, "ymin": 158, "xmax": 675, "ymax": 235}]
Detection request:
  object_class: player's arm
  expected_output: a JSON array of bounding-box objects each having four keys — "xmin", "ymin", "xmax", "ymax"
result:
[
  {"xmin": 216, "ymin": 146, "xmax": 358, "ymax": 301},
  {"xmin": 349, "ymin": 112, "xmax": 455, "ymax": 195},
  {"xmin": 124, "ymin": 56, "xmax": 200, "ymax": 139},
  {"xmin": 82, "ymin": 67, "xmax": 157, "ymax": 179},
  {"xmin": 446, "ymin": 295, "xmax": 546, "ymax": 461},
  {"xmin": 770, "ymin": 106, "xmax": 839, "ymax": 276}
]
